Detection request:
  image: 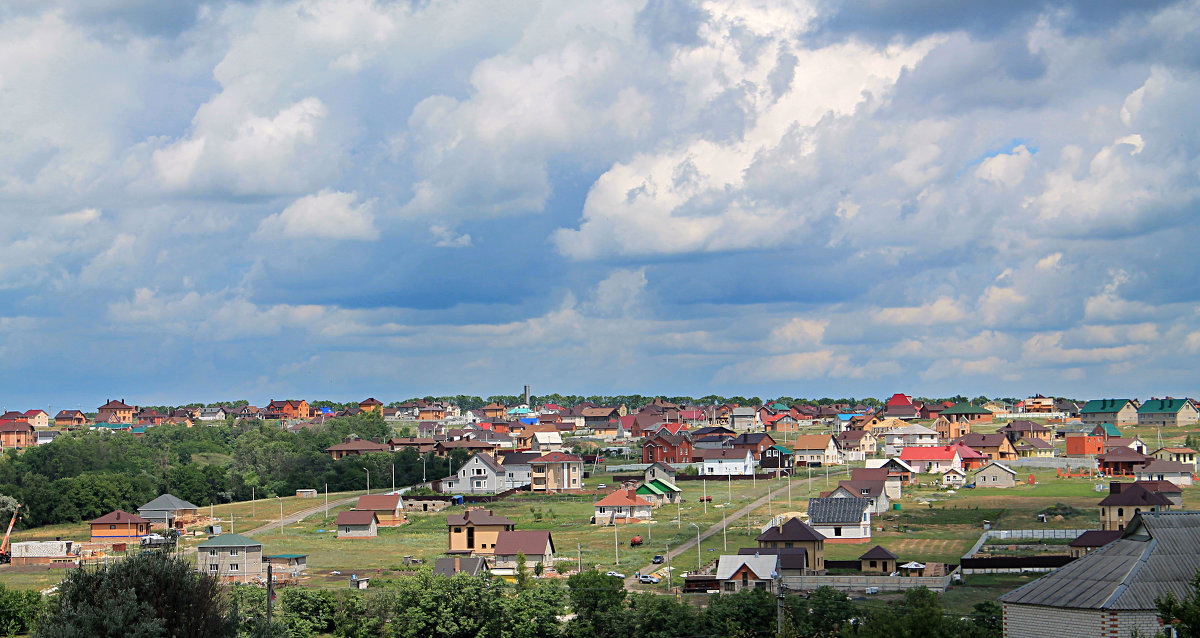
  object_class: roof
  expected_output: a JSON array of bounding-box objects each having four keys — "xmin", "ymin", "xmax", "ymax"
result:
[
  {"xmin": 1068, "ymin": 530, "xmax": 1123, "ymax": 548},
  {"xmin": 493, "ymin": 530, "xmax": 554, "ymax": 556},
  {"xmin": 807, "ymin": 497, "xmax": 871, "ymax": 524},
  {"xmin": 1000, "ymin": 512, "xmax": 1200, "ymax": 610},
  {"xmin": 0, "ymin": 421, "xmax": 34, "ymax": 433},
  {"xmin": 1138, "ymin": 398, "xmax": 1191, "ymax": 414},
  {"xmin": 98, "ymin": 400, "xmax": 134, "ymax": 410},
  {"xmin": 264, "ymin": 554, "xmax": 308, "ymax": 559},
  {"xmin": 528, "ymin": 452, "xmax": 582, "ymax": 463},
  {"xmin": 138, "ymin": 494, "xmax": 200, "ymax": 512},
  {"xmin": 789, "ymin": 434, "xmax": 833, "ymax": 451},
  {"xmin": 835, "ymin": 480, "xmax": 886, "ymax": 498},
  {"xmin": 1092, "ymin": 423, "xmax": 1123, "ymax": 437},
  {"xmin": 1000, "ymin": 419, "xmax": 1052, "ymax": 433},
  {"xmin": 325, "ymin": 439, "xmax": 390, "ymax": 452},
  {"xmin": 941, "ymin": 403, "xmax": 991, "ymax": 416},
  {"xmin": 1017, "ymin": 437, "xmax": 1054, "ymax": 449},
  {"xmin": 336, "ymin": 510, "xmax": 378, "ymax": 526},
  {"xmin": 90, "ymin": 510, "xmax": 150, "ymax": 525},
  {"xmin": 859, "ymin": 545, "xmax": 898, "ymax": 560},
  {"xmin": 885, "ymin": 424, "xmax": 937, "ymax": 436},
  {"xmin": 1136, "ymin": 459, "xmax": 1191, "ymax": 475},
  {"xmin": 899, "ymin": 446, "xmax": 960, "ymax": 461},
  {"xmin": 433, "ymin": 556, "xmax": 489, "ymax": 577},
  {"xmin": 1081, "ymin": 399, "xmax": 1133, "ymax": 414},
  {"xmin": 737, "ymin": 547, "xmax": 807, "ymax": 571},
  {"xmin": 957, "ymin": 433, "xmax": 1010, "ymax": 448},
  {"xmin": 447, "ymin": 509, "xmax": 515, "ymax": 527},
  {"xmin": 698, "ymin": 449, "xmax": 752, "ymax": 460},
  {"xmin": 594, "ymin": 489, "xmax": 652, "ymax": 508},
  {"xmin": 1097, "ymin": 447, "xmax": 1150, "ymax": 462},
  {"xmin": 355, "ymin": 494, "xmax": 403, "ymax": 511},
  {"xmin": 1135, "ymin": 480, "xmax": 1182, "ymax": 494},
  {"xmin": 1098, "ymin": 483, "xmax": 1172, "ymax": 507},
  {"xmin": 716, "ymin": 554, "xmax": 777, "ymax": 581},
  {"xmin": 976, "ymin": 462, "xmax": 1017, "ymax": 476},
  {"xmin": 197, "ymin": 533, "xmax": 261, "ymax": 548},
  {"xmin": 500, "ymin": 452, "xmax": 542, "ymax": 466},
  {"xmin": 755, "ymin": 517, "xmax": 825, "ymax": 543},
  {"xmin": 851, "ymin": 467, "xmax": 888, "ymax": 482}
]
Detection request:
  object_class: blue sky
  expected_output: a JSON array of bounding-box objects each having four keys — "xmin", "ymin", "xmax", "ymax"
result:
[{"xmin": 1, "ymin": 0, "xmax": 1199, "ymax": 409}]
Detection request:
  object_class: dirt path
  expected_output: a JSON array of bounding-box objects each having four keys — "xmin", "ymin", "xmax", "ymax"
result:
[
  {"xmin": 624, "ymin": 469, "xmax": 849, "ymax": 588},
  {"xmin": 241, "ymin": 496, "xmax": 360, "ymax": 536}
]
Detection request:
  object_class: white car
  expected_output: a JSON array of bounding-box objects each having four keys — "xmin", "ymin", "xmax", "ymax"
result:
[{"xmin": 606, "ymin": 571, "xmax": 625, "ymax": 579}]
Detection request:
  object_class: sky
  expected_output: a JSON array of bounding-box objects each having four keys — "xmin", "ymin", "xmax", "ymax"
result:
[{"xmin": 1, "ymin": 0, "xmax": 1199, "ymax": 410}]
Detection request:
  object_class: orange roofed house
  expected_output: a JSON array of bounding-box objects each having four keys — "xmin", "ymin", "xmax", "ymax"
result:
[
  {"xmin": 354, "ymin": 494, "xmax": 405, "ymax": 526},
  {"xmin": 97, "ymin": 399, "xmax": 135, "ymax": 424},
  {"xmin": 266, "ymin": 399, "xmax": 310, "ymax": 420},
  {"xmin": 90, "ymin": 510, "xmax": 151, "ymax": 544}
]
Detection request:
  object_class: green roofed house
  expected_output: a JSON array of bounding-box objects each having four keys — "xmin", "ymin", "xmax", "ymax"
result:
[
  {"xmin": 1090, "ymin": 422, "xmax": 1122, "ymax": 439},
  {"xmin": 1137, "ymin": 399, "xmax": 1199, "ymax": 428},
  {"xmin": 636, "ymin": 478, "xmax": 682, "ymax": 507},
  {"xmin": 265, "ymin": 554, "xmax": 308, "ymax": 585},
  {"xmin": 768, "ymin": 402, "xmax": 789, "ymax": 412},
  {"xmin": 197, "ymin": 533, "xmax": 263, "ymax": 584},
  {"xmin": 1080, "ymin": 399, "xmax": 1138, "ymax": 427},
  {"xmin": 940, "ymin": 403, "xmax": 993, "ymax": 424}
]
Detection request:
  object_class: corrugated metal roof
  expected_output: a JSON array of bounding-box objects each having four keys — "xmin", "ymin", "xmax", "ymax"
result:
[
  {"xmin": 716, "ymin": 554, "xmax": 777, "ymax": 581},
  {"xmin": 807, "ymin": 497, "xmax": 871, "ymax": 524},
  {"xmin": 1000, "ymin": 511, "xmax": 1200, "ymax": 610}
]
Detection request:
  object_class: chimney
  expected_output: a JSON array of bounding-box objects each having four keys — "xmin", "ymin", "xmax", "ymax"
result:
[
  {"xmin": 524, "ymin": 385, "xmax": 531, "ymax": 406},
  {"xmin": 1110, "ymin": 482, "xmax": 1124, "ymax": 494}
]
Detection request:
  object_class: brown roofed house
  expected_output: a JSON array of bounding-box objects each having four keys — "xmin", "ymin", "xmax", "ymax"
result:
[
  {"xmin": 336, "ymin": 510, "xmax": 378, "ymax": 538},
  {"xmin": 355, "ymin": 494, "xmax": 405, "ymax": 526},
  {"xmin": 90, "ymin": 510, "xmax": 151, "ymax": 544},
  {"xmin": 492, "ymin": 530, "xmax": 555, "ymax": 568},
  {"xmin": 1098, "ymin": 482, "xmax": 1171, "ymax": 531},
  {"xmin": 755, "ymin": 517, "xmax": 824, "ymax": 572},
  {"xmin": 447, "ymin": 508, "xmax": 516, "ymax": 555},
  {"xmin": 325, "ymin": 435, "xmax": 390, "ymax": 460}
]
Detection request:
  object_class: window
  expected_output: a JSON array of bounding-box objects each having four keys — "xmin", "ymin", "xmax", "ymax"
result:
[
  {"xmin": 1118, "ymin": 508, "xmax": 1124, "ymax": 517},
  {"xmin": 230, "ymin": 549, "xmax": 239, "ymax": 556},
  {"xmin": 209, "ymin": 564, "xmax": 218, "ymax": 571},
  {"xmin": 834, "ymin": 527, "xmax": 842, "ymax": 536},
  {"xmin": 230, "ymin": 564, "xmax": 238, "ymax": 571},
  {"xmin": 724, "ymin": 582, "xmax": 736, "ymax": 592},
  {"xmin": 869, "ymin": 560, "xmax": 877, "ymax": 568},
  {"xmin": 109, "ymin": 524, "xmax": 116, "ymax": 530}
]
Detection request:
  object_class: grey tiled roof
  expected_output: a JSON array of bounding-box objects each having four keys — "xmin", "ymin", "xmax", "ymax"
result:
[
  {"xmin": 1000, "ymin": 511, "xmax": 1200, "ymax": 610},
  {"xmin": 807, "ymin": 497, "xmax": 871, "ymax": 524}
]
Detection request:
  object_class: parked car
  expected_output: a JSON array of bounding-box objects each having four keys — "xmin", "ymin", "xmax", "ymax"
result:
[
  {"xmin": 597, "ymin": 483, "xmax": 608, "ymax": 489},
  {"xmin": 639, "ymin": 575, "xmax": 660, "ymax": 584},
  {"xmin": 606, "ymin": 571, "xmax": 625, "ymax": 579},
  {"xmin": 651, "ymin": 555, "xmax": 664, "ymax": 564}
]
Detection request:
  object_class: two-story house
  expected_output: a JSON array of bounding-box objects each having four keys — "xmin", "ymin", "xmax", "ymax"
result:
[
  {"xmin": 1137, "ymin": 398, "xmax": 1199, "ymax": 427},
  {"xmin": 447, "ymin": 509, "xmax": 516, "ymax": 556},
  {"xmin": 529, "ymin": 452, "xmax": 583, "ymax": 492},
  {"xmin": 441, "ymin": 453, "xmax": 506, "ymax": 494},
  {"xmin": 198, "ymin": 533, "xmax": 263, "ymax": 583},
  {"xmin": 97, "ymin": 399, "xmax": 135, "ymax": 424},
  {"xmin": 1080, "ymin": 399, "xmax": 1139, "ymax": 427}
]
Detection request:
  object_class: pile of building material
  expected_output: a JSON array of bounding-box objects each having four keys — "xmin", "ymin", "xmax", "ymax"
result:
[{"xmin": 11, "ymin": 540, "xmax": 76, "ymax": 566}]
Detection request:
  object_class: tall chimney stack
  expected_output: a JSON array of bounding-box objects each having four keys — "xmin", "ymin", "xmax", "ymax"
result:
[{"xmin": 524, "ymin": 385, "xmax": 530, "ymax": 407}]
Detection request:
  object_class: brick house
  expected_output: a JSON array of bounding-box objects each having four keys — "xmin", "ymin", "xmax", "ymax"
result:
[
  {"xmin": 266, "ymin": 399, "xmax": 311, "ymax": 420},
  {"xmin": 324, "ymin": 435, "xmax": 390, "ymax": 460},
  {"xmin": 641, "ymin": 432, "xmax": 693, "ymax": 464},
  {"xmin": 54, "ymin": 410, "xmax": 87, "ymax": 427},
  {"xmin": 197, "ymin": 533, "xmax": 263, "ymax": 583},
  {"xmin": 447, "ymin": 509, "xmax": 515, "ymax": 556},
  {"xmin": 89, "ymin": 510, "xmax": 151, "ymax": 544},
  {"xmin": 0, "ymin": 421, "xmax": 35, "ymax": 449},
  {"xmin": 1137, "ymin": 398, "xmax": 1199, "ymax": 427},
  {"xmin": 22, "ymin": 410, "xmax": 48, "ymax": 428},
  {"xmin": 358, "ymin": 398, "xmax": 384, "ymax": 415},
  {"xmin": 97, "ymin": 399, "xmax": 135, "ymax": 424},
  {"xmin": 1079, "ymin": 399, "xmax": 1138, "ymax": 427}
]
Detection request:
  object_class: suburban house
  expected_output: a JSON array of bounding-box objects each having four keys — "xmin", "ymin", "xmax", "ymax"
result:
[
  {"xmin": 1104, "ymin": 436, "xmax": 1148, "ymax": 454},
  {"xmin": 526, "ymin": 431, "xmax": 564, "ymax": 453},
  {"xmin": 197, "ymin": 533, "xmax": 262, "ymax": 584},
  {"xmin": 22, "ymin": 410, "xmax": 48, "ymax": 428},
  {"xmin": 1021, "ymin": 395, "xmax": 1056, "ymax": 413},
  {"xmin": 806, "ymin": 497, "xmax": 871, "ymax": 543},
  {"xmin": 1134, "ymin": 480, "xmax": 1183, "ymax": 507},
  {"xmin": 1065, "ymin": 433, "xmax": 1105, "ymax": 456},
  {"xmin": 358, "ymin": 398, "xmax": 383, "ymax": 414},
  {"xmin": 54, "ymin": 410, "xmax": 87, "ymax": 427},
  {"xmin": 593, "ymin": 488, "xmax": 653, "ymax": 524},
  {"xmin": 492, "ymin": 530, "xmax": 554, "ymax": 568},
  {"xmin": 641, "ymin": 432, "xmax": 693, "ymax": 465},
  {"xmin": 441, "ymin": 453, "xmax": 506, "ymax": 494},
  {"xmin": 879, "ymin": 424, "xmax": 938, "ymax": 456},
  {"xmin": 933, "ymin": 416, "xmax": 968, "ymax": 442},
  {"xmin": 859, "ymin": 546, "xmax": 898, "ymax": 573},
  {"xmin": 941, "ymin": 467, "xmax": 967, "ymax": 486},
  {"xmin": 0, "ymin": 421, "xmax": 35, "ymax": 449},
  {"xmin": 1091, "ymin": 422, "xmax": 1123, "ymax": 439},
  {"xmin": 1134, "ymin": 459, "xmax": 1194, "ymax": 487},
  {"xmin": 354, "ymin": 494, "xmax": 405, "ymax": 526},
  {"xmin": 197, "ymin": 407, "xmax": 227, "ymax": 421},
  {"xmin": 137, "ymin": 494, "xmax": 200, "ymax": 529},
  {"xmin": 940, "ymin": 403, "xmax": 994, "ymax": 423},
  {"xmin": 1097, "ymin": 447, "xmax": 1151, "ymax": 476},
  {"xmin": 529, "ymin": 452, "xmax": 584, "ymax": 492},
  {"xmin": 862, "ymin": 459, "xmax": 914, "ymax": 494},
  {"xmin": 698, "ymin": 448, "xmax": 755, "ymax": 476},
  {"xmin": 1000, "ymin": 511, "xmax": 1200, "ymax": 638},
  {"xmin": 481, "ymin": 402, "xmax": 507, "ymax": 420},
  {"xmin": 836, "ymin": 430, "xmax": 877, "ymax": 461},
  {"xmin": 89, "ymin": 510, "xmax": 151, "ymax": 544},
  {"xmin": 1098, "ymin": 482, "xmax": 1171, "ymax": 531},
  {"xmin": 433, "ymin": 556, "xmax": 490, "ymax": 577},
  {"xmin": 136, "ymin": 408, "xmax": 165, "ymax": 425},
  {"xmin": 729, "ymin": 433, "xmax": 776, "ymax": 458},
  {"xmin": 827, "ymin": 479, "xmax": 890, "ymax": 514},
  {"xmin": 1066, "ymin": 529, "xmax": 1123, "ymax": 558},
  {"xmin": 336, "ymin": 510, "xmax": 378, "ymax": 539},
  {"xmin": 789, "ymin": 434, "xmax": 841, "ymax": 466},
  {"xmin": 1153, "ymin": 446, "xmax": 1199, "ymax": 472},
  {"xmin": 324, "ymin": 436, "xmax": 390, "ymax": 460},
  {"xmin": 730, "ymin": 406, "xmax": 758, "ymax": 429},
  {"xmin": 388, "ymin": 437, "xmax": 437, "ymax": 454},
  {"xmin": 882, "ymin": 394, "xmax": 920, "ymax": 420},
  {"xmin": 265, "ymin": 399, "xmax": 310, "ymax": 420},
  {"xmin": 635, "ymin": 477, "xmax": 682, "ymax": 507},
  {"xmin": 755, "ymin": 517, "xmax": 825, "ymax": 572},
  {"xmin": 997, "ymin": 420, "xmax": 1053, "ymax": 443},
  {"xmin": 898, "ymin": 446, "xmax": 962, "ymax": 474},
  {"xmin": 1080, "ymin": 399, "xmax": 1138, "ymax": 427},
  {"xmin": 644, "ymin": 462, "xmax": 677, "ymax": 483},
  {"xmin": 1014, "ymin": 437, "xmax": 1055, "ymax": 458},
  {"xmin": 581, "ymin": 407, "xmax": 620, "ymax": 431},
  {"xmin": 974, "ymin": 462, "xmax": 1018, "ymax": 488},
  {"xmin": 97, "ymin": 399, "xmax": 135, "ymax": 424},
  {"xmin": 954, "ymin": 433, "xmax": 1017, "ymax": 461},
  {"xmin": 447, "ymin": 509, "xmax": 515, "ymax": 555},
  {"xmin": 760, "ymin": 445, "xmax": 795, "ymax": 475},
  {"xmin": 715, "ymin": 554, "xmax": 780, "ymax": 593},
  {"xmin": 1137, "ymin": 398, "xmax": 1200, "ymax": 427}
]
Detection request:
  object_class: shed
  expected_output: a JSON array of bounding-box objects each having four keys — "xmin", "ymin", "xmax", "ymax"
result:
[
  {"xmin": 336, "ymin": 510, "xmax": 378, "ymax": 539},
  {"xmin": 974, "ymin": 462, "xmax": 1017, "ymax": 488},
  {"xmin": 859, "ymin": 545, "xmax": 898, "ymax": 573}
]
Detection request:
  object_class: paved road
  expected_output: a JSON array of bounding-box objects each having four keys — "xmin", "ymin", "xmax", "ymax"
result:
[{"xmin": 624, "ymin": 469, "xmax": 849, "ymax": 589}]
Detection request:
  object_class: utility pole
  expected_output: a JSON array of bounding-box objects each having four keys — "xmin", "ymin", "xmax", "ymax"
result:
[
  {"xmin": 577, "ymin": 543, "xmax": 582, "ymax": 573},
  {"xmin": 703, "ymin": 478, "xmax": 708, "ymax": 514},
  {"xmin": 722, "ymin": 510, "xmax": 727, "ymax": 550},
  {"xmin": 392, "ymin": 463, "xmax": 395, "ymax": 493},
  {"xmin": 252, "ymin": 487, "xmax": 255, "ymax": 518},
  {"xmin": 614, "ymin": 527, "xmax": 619, "ymax": 565},
  {"xmin": 278, "ymin": 497, "xmax": 284, "ymax": 536},
  {"xmin": 325, "ymin": 483, "xmax": 328, "ymax": 518},
  {"xmin": 266, "ymin": 562, "xmax": 274, "ymax": 624},
  {"xmin": 665, "ymin": 543, "xmax": 672, "ymax": 593}
]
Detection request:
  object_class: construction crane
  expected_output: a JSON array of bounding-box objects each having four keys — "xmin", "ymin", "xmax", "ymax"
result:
[{"xmin": 0, "ymin": 504, "xmax": 20, "ymax": 564}]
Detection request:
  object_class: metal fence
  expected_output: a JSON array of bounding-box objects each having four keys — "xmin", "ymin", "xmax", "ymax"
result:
[
  {"xmin": 781, "ymin": 566, "xmax": 960, "ymax": 594},
  {"xmin": 963, "ymin": 528, "xmax": 1094, "ymax": 559}
]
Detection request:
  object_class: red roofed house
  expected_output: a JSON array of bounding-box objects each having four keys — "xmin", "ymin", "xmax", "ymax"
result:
[
  {"xmin": 642, "ymin": 432, "xmax": 693, "ymax": 465},
  {"xmin": 54, "ymin": 410, "xmax": 87, "ymax": 427},
  {"xmin": 949, "ymin": 443, "xmax": 989, "ymax": 470},
  {"xmin": 22, "ymin": 410, "xmax": 48, "ymax": 429},
  {"xmin": 358, "ymin": 398, "xmax": 384, "ymax": 415},
  {"xmin": 898, "ymin": 446, "xmax": 962, "ymax": 474},
  {"xmin": 593, "ymin": 488, "xmax": 653, "ymax": 524},
  {"xmin": 90, "ymin": 510, "xmax": 151, "ymax": 544},
  {"xmin": 883, "ymin": 393, "xmax": 919, "ymax": 420},
  {"xmin": 266, "ymin": 399, "xmax": 310, "ymax": 420},
  {"xmin": 355, "ymin": 494, "xmax": 405, "ymax": 526},
  {"xmin": 0, "ymin": 421, "xmax": 35, "ymax": 449},
  {"xmin": 97, "ymin": 399, "xmax": 135, "ymax": 424},
  {"xmin": 325, "ymin": 435, "xmax": 390, "ymax": 460},
  {"xmin": 764, "ymin": 413, "xmax": 800, "ymax": 432}
]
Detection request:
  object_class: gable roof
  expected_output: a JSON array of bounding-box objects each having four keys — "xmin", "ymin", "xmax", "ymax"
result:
[
  {"xmin": 835, "ymin": 480, "xmax": 886, "ymax": 499},
  {"xmin": 1068, "ymin": 529, "xmax": 1123, "ymax": 548},
  {"xmin": 528, "ymin": 452, "xmax": 582, "ymax": 464},
  {"xmin": 594, "ymin": 489, "xmax": 652, "ymax": 508},
  {"xmin": 698, "ymin": 448, "xmax": 752, "ymax": 461},
  {"xmin": 90, "ymin": 510, "xmax": 150, "ymax": 525},
  {"xmin": 139, "ymin": 494, "xmax": 200, "ymax": 512},
  {"xmin": 493, "ymin": 530, "xmax": 554, "ymax": 556},
  {"xmin": 1000, "ymin": 511, "xmax": 1200, "ymax": 610},
  {"xmin": 1081, "ymin": 399, "xmax": 1134, "ymax": 414},
  {"xmin": 355, "ymin": 494, "xmax": 403, "ymax": 511},
  {"xmin": 807, "ymin": 497, "xmax": 871, "ymax": 524},
  {"xmin": 1016, "ymin": 437, "xmax": 1054, "ymax": 449},
  {"xmin": 851, "ymin": 467, "xmax": 888, "ymax": 482},
  {"xmin": 447, "ymin": 508, "xmax": 514, "ymax": 527},
  {"xmin": 999, "ymin": 419, "xmax": 1052, "ymax": 433},
  {"xmin": 1098, "ymin": 483, "xmax": 1172, "ymax": 507},
  {"xmin": 899, "ymin": 445, "xmax": 960, "ymax": 461},
  {"xmin": 756, "ymin": 517, "xmax": 825, "ymax": 543},
  {"xmin": 1138, "ymin": 398, "xmax": 1192, "ymax": 414},
  {"xmin": 977, "ymin": 462, "xmax": 1017, "ymax": 476},
  {"xmin": 789, "ymin": 434, "xmax": 834, "ymax": 451},
  {"xmin": 325, "ymin": 438, "xmax": 390, "ymax": 452},
  {"xmin": 1136, "ymin": 459, "xmax": 1191, "ymax": 475},
  {"xmin": 956, "ymin": 433, "xmax": 1010, "ymax": 448},
  {"xmin": 716, "ymin": 554, "xmax": 777, "ymax": 581},
  {"xmin": 859, "ymin": 545, "xmax": 898, "ymax": 560},
  {"xmin": 98, "ymin": 400, "xmax": 134, "ymax": 410},
  {"xmin": 336, "ymin": 510, "xmax": 378, "ymax": 526},
  {"xmin": 197, "ymin": 532, "xmax": 262, "ymax": 548}
]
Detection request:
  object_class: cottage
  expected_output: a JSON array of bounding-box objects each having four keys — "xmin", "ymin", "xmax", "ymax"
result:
[
  {"xmin": 941, "ymin": 467, "xmax": 967, "ymax": 486},
  {"xmin": 1096, "ymin": 447, "xmax": 1151, "ymax": 476},
  {"xmin": 1098, "ymin": 482, "xmax": 1171, "ymax": 531},
  {"xmin": 940, "ymin": 403, "xmax": 994, "ymax": 423},
  {"xmin": 1153, "ymin": 446, "xmax": 1199, "ymax": 472},
  {"xmin": 754, "ymin": 517, "xmax": 825, "ymax": 572},
  {"xmin": 859, "ymin": 545, "xmax": 898, "ymax": 573},
  {"xmin": 0, "ymin": 421, "xmax": 35, "ymax": 449},
  {"xmin": 354, "ymin": 494, "xmax": 405, "ymax": 526},
  {"xmin": 827, "ymin": 479, "xmax": 889, "ymax": 514},
  {"xmin": 644, "ymin": 461, "xmax": 677, "ymax": 484},
  {"xmin": 447, "ymin": 509, "xmax": 515, "ymax": 555},
  {"xmin": 197, "ymin": 407, "xmax": 227, "ymax": 421},
  {"xmin": 441, "ymin": 453, "xmax": 506, "ymax": 494},
  {"xmin": 974, "ymin": 462, "xmax": 1017, "ymax": 488},
  {"xmin": 358, "ymin": 398, "xmax": 383, "ymax": 414},
  {"xmin": 197, "ymin": 533, "xmax": 262, "ymax": 583},
  {"xmin": 1134, "ymin": 459, "xmax": 1194, "ymax": 487},
  {"xmin": 336, "ymin": 510, "xmax": 378, "ymax": 539},
  {"xmin": 836, "ymin": 430, "xmax": 877, "ymax": 461},
  {"xmin": 97, "ymin": 399, "xmax": 135, "ymax": 424},
  {"xmin": 1134, "ymin": 480, "xmax": 1183, "ymax": 507},
  {"xmin": 997, "ymin": 419, "xmax": 1053, "ymax": 443},
  {"xmin": 137, "ymin": 494, "xmax": 200, "ymax": 529},
  {"xmin": 89, "ymin": 510, "xmax": 151, "ymax": 544},
  {"xmin": 879, "ymin": 424, "xmax": 939, "ymax": 456},
  {"xmin": 933, "ymin": 416, "xmax": 968, "ymax": 442},
  {"xmin": 21, "ymin": 410, "xmax": 48, "ymax": 429},
  {"xmin": 730, "ymin": 406, "xmax": 758, "ymax": 429},
  {"xmin": 882, "ymin": 393, "xmax": 919, "ymax": 420},
  {"xmin": 789, "ymin": 434, "xmax": 841, "ymax": 466},
  {"xmin": 641, "ymin": 432, "xmax": 693, "ymax": 465},
  {"xmin": 1000, "ymin": 511, "xmax": 1200, "ymax": 638},
  {"xmin": 1080, "ymin": 399, "xmax": 1138, "ymax": 427},
  {"xmin": 635, "ymin": 478, "xmax": 682, "ymax": 507},
  {"xmin": 593, "ymin": 488, "xmax": 653, "ymax": 524},
  {"xmin": 54, "ymin": 410, "xmax": 87, "ymax": 427},
  {"xmin": 1065, "ymin": 433, "xmax": 1105, "ymax": 456},
  {"xmin": 806, "ymin": 497, "xmax": 871, "ymax": 543},
  {"xmin": 529, "ymin": 452, "xmax": 583, "ymax": 492},
  {"xmin": 715, "ymin": 554, "xmax": 779, "ymax": 593},
  {"xmin": 760, "ymin": 445, "xmax": 795, "ymax": 475},
  {"xmin": 898, "ymin": 446, "xmax": 962, "ymax": 474},
  {"xmin": 861, "ymin": 459, "xmax": 913, "ymax": 497},
  {"xmin": 1014, "ymin": 437, "xmax": 1055, "ymax": 458},
  {"xmin": 492, "ymin": 530, "xmax": 554, "ymax": 568},
  {"xmin": 954, "ymin": 433, "xmax": 1017, "ymax": 461},
  {"xmin": 698, "ymin": 448, "xmax": 755, "ymax": 476},
  {"xmin": 1137, "ymin": 398, "xmax": 1199, "ymax": 427}
]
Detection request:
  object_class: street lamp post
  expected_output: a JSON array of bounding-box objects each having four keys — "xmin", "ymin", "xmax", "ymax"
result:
[
  {"xmin": 688, "ymin": 522, "xmax": 701, "ymax": 570},
  {"xmin": 277, "ymin": 497, "xmax": 284, "ymax": 536},
  {"xmin": 362, "ymin": 467, "xmax": 370, "ymax": 494},
  {"xmin": 422, "ymin": 456, "xmax": 427, "ymax": 483}
]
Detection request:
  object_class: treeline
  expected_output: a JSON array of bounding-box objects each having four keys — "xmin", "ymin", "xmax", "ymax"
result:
[{"xmin": 0, "ymin": 413, "xmax": 466, "ymax": 529}]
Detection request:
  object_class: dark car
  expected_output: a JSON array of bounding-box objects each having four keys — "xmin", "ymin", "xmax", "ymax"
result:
[
  {"xmin": 652, "ymin": 555, "xmax": 664, "ymax": 564},
  {"xmin": 806, "ymin": 461, "xmax": 822, "ymax": 468}
]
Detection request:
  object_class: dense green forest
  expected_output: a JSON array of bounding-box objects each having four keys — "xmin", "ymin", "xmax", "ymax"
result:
[{"xmin": 0, "ymin": 413, "xmax": 464, "ymax": 529}]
